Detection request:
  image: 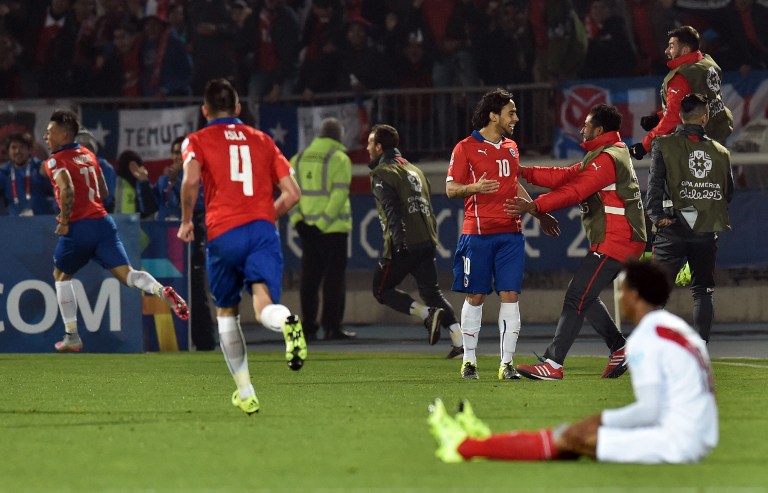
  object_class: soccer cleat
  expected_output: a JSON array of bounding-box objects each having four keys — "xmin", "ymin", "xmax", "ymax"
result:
[
  {"xmin": 460, "ymin": 361, "xmax": 479, "ymax": 379},
  {"xmin": 454, "ymin": 399, "xmax": 491, "ymax": 439},
  {"xmin": 424, "ymin": 307, "xmax": 444, "ymax": 345},
  {"xmin": 498, "ymin": 363, "xmax": 522, "ymax": 380},
  {"xmin": 162, "ymin": 286, "xmax": 189, "ymax": 321},
  {"xmin": 427, "ymin": 398, "xmax": 467, "ymax": 463},
  {"xmin": 602, "ymin": 346, "xmax": 628, "ymax": 379},
  {"xmin": 282, "ymin": 315, "xmax": 307, "ymax": 371},
  {"xmin": 516, "ymin": 360, "xmax": 564, "ymax": 380},
  {"xmin": 54, "ymin": 333, "xmax": 83, "ymax": 352},
  {"xmin": 231, "ymin": 390, "xmax": 260, "ymax": 415},
  {"xmin": 446, "ymin": 345, "xmax": 463, "ymax": 359}
]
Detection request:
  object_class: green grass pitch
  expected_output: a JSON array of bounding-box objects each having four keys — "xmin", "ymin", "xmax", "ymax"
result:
[{"xmin": 1, "ymin": 351, "xmax": 766, "ymax": 492}]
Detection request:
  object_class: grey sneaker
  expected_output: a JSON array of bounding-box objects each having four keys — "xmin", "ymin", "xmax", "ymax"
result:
[
  {"xmin": 498, "ymin": 363, "xmax": 522, "ymax": 380},
  {"xmin": 55, "ymin": 333, "xmax": 83, "ymax": 352},
  {"xmin": 424, "ymin": 307, "xmax": 444, "ymax": 345},
  {"xmin": 460, "ymin": 361, "xmax": 479, "ymax": 379}
]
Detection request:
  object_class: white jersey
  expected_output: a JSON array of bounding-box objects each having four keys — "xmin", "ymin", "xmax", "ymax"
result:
[{"xmin": 597, "ymin": 309, "xmax": 718, "ymax": 463}]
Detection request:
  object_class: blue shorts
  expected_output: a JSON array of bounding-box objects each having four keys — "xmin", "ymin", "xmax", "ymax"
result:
[
  {"xmin": 207, "ymin": 220, "xmax": 284, "ymax": 308},
  {"xmin": 451, "ymin": 232, "xmax": 525, "ymax": 294},
  {"xmin": 54, "ymin": 216, "xmax": 130, "ymax": 274}
]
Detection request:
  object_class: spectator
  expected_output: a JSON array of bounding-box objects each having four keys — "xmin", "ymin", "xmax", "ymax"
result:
[
  {"xmin": 580, "ymin": 0, "xmax": 637, "ymax": 79},
  {"xmin": 0, "ymin": 32, "xmax": 24, "ymax": 99},
  {"xmin": 473, "ymin": 0, "xmax": 535, "ymax": 86},
  {"xmin": 115, "ymin": 149, "xmax": 158, "ymax": 218},
  {"xmin": 250, "ymin": 0, "xmax": 301, "ymax": 103},
  {"xmin": 289, "ymin": 118, "xmax": 354, "ymax": 341},
  {"xmin": 92, "ymin": 0, "xmax": 129, "ymax": 53},
  {"xmin": 93, "ymin": 16, "xmax": 143, "ymax": 97},
  {"xmin": 76, "ymin": 128, "xmax": 117, "ymax": 213},
  {"xmin": 0, "ymin": 132, "xmax": 56, "ymax": 216},
  {"xmin": 627, "ymin": 0, "xmax": 682, "ymax": 76},
  {"xmin": 167, "ymin": 1, "xmax": 189, "ymax": 44},
  {"xmin": 140, "ymin": 12, "xmax": 193, "ymax": 96},
  {"xmin": 530, "ymin": 0, "xmax": 588, "ymax": 83},
  {"xmin": 186, "ymin": 0, "xmax": 239, "ymax": 95},
  {"xmin": 336, "ymin": 16, "xmax": 396, "ymax": 93},
  {"xmin": 66, "ymin": 0, "xmax": 100, "ymax": 97},
  {"xmin": 394, "ymin": 29, "xmax": 433, "ymax": 161},
  {"xmin": 732, "ymin": 0, "xmax": 768, "ymax": 68},
  {"xmin": 296, "ymin": 0, "xmax": 345, "ymax": 99},
  {"xmin": 31, "ymin": 0, "xmax": 76, "ymax": 97}
]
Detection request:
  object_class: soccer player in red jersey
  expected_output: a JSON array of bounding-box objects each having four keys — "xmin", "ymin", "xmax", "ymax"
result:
[
  {"xmin": 177, "ymin": 78, "xmax": 306, "ymax": 415},
  {"xmin": 43, "ymin": 109, "xmax": 188, "ymax": 353},
  {"xmin": 446, "ymin": 88, "xmax": 559, "ymax": 381}
]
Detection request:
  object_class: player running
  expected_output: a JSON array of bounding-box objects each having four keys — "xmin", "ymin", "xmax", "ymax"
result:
[
  {"xmin": 43, "ymin": 109, "xmax": 189, "ymax": 353},
  {"xmin": 177, "ymin": 78, "xmax": 306, "ymax": 416}
]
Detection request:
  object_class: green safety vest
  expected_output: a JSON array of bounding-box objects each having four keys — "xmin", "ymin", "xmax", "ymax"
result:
[
  {"xmin": 658, "ymin": 134, "xmax": 731, "ymax": 232},
  {"xmin": 661, "ymin": 54, "xmax": 733, "ymax": 143},
  {"xmin": 289, "ymin": 137, "xmax": 352, "ymax": 234},
  {"xmin": 579, "ymin": 145, "xmax": 647, "ymax": 244}
]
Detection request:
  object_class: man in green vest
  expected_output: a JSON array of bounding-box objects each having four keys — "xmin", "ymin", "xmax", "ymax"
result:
[
  {"xmin": 646, "ymin": 93, "xmax": 733, "ymax": 343},
  {"xmin": 630, "ymin": 25, "xmax": 733, "ymax": 161},
  {"xmin": 368, "ymin": 124, "xmax": 464, "ymax": 358},
  {"xmin": 289, "ymin": 118, "xmax": 354, "ymax": 341}
]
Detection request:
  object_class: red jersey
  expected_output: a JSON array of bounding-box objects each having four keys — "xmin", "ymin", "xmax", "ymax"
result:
[
  {"xmin": 182, "ymin": 118, "xmax": 292, "ymax": 241},
  {"xmin": 447, "ymin": 131, "xmax": 522, "ymax": 234},
  {"xmin": 45, "ymin": 143, "xmax": 107, "ymax": 222}
]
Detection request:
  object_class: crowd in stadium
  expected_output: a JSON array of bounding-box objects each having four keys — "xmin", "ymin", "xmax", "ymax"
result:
[{"xmin": 1, "ymin": 0, "xmax": 767, "ymax": 101}]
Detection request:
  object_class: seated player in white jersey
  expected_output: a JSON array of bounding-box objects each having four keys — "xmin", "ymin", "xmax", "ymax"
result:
[{"xmin": 428, "ymin": 259, "xmax": 718, "ymax": 464}]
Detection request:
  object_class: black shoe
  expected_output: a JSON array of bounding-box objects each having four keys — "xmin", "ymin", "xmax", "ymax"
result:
[
  {"xmin": 325, "ymin": 328, "xmax": 357, "ymax": 340},
  {"xmin": 424, "ymin": 307, "xmax": 444, "ymax": 345},
  {"xmin": 445, "ymin": 346, "xmax": 463, "ymax": 359}
]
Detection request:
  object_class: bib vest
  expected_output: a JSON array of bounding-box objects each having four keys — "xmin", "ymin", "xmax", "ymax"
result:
[
  {"xmin": 579, "ymin": 145, "xmax": 647, "ymax": 244},
  {"xmin": 658, "ymin": 134, "xmax": 731, "ymax": 232},
  {"xmin": 662, "ymin": 54, "xmax": 733, "ymax": 143}
]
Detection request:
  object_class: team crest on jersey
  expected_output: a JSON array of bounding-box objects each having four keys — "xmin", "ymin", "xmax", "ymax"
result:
[
  {"xmin": 47, "ymin": 158, "xmax": 56, "ymax": 169},
  {"xmin": 509, "ymin": 148, "xmax": 517, "ymax": 158}
]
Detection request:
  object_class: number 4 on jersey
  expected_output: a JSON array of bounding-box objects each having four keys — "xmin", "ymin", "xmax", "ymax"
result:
[{"xmin": 229, "ymin": 145, "xmax": 253, "ymax": 196}]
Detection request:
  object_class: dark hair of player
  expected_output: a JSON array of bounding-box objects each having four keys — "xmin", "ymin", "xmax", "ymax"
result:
[
  {"xmin": 589, "ymin": 104, "xmax": 622, "ymax": 132},
  {"xmin": 50, "ymin": 109, "xmax": 80, "ymax": 140},
  {"xmin": 471, "ymin": 88, "xmax": 514, "ymax": 130},
  {"xmin": 370, "ymin": 124, "xmax": 399, "ymax": 151},
  {"xmin": 204, "ymin": 78, "xmax": 239, "ymax": 115},
  {"xmin": 621, "ymin": 260, "xmax": 673, "ymax": 307},
  {"xmin": 668, "ymin": 26, "xmax": 700, "ymax": 52}
]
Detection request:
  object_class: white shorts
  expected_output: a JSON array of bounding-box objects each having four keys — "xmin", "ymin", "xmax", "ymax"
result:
[{"xmin": 596, "ymin": 426, "xmax": 710, "ymax": 464}]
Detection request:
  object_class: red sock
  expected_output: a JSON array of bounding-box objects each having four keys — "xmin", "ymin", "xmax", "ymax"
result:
[{"xmin": 457, "ymin": 429, "xmax": 559, "ymax": 461}]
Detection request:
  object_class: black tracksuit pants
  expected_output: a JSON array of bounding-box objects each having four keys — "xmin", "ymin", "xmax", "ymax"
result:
[{"xmin": 299, "ymin": 231, "xmax": 348, "ymax": 338}]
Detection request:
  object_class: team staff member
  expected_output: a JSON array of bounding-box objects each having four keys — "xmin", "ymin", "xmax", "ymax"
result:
[
  {"xmin": 508, "ymin": 104, "xmax": 646, "ymax": 380},
  {"xmin": 428, "ymin": 260, "xmax": 718, "ymax": 465},
  {"xmin": 290, "ymin": 118, "xmax": 355, "ymax": 341},
  {"xmin": 447, "ymin": 89, "xmax": 560, "ymax": 380},
  {"xmin": 646, "ymin": 93, "xmax": 733, "ymax": 343},
  {"xmin": 369, "ymin": 124, "xmax": 464, "ymax": 359},
  {"xmin": 43, "ymin": 110, "xmax": 188, "ymax": 353},
  {"xmin": 178, "ymin": 78, "xmax": 306, "ymax": 416},
  {"xmin": 630, "ymin": 25, "xmax": 733, "ymax": 160}
]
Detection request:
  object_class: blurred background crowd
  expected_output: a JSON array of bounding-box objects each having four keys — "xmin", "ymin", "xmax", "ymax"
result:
[{"xmin": 1, "ymin": 0, "xmax": 767, "ymax": 102}]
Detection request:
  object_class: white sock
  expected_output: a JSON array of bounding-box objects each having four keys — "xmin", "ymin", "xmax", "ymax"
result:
[
  {"xmin": 461, "ymin": 300, "xmax": 482, "ymax": 364},
  {"xmin": 409, "ymin": 301, "xmax": 429, "ymax": 320},
  {"xmin": 259, "ymin": 304, "xmax": 291, "ymax": 333},
  {"xmin": 499, "ymin": 302, "xmax": 521, "ymax": 365},
  {"xmin": 55, "ymin": 281, "xmax": 78, "ymax": 334},
  {"xmin": 126, "ymin": 270, "xmax": 162, "ymax": 296},
  {"xmin": 448, "ymin": 322, "xmax": 463, "ymax": 347},
  {"xmin": 218, "ymin": 315, "xmax": 254, "ymax": 398}
]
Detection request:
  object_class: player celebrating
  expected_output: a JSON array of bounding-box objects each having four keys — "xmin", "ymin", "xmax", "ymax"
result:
[
  {"xmin": 177, "ymin": 78, "xmax": 306, "ymax": 416},
  {"xmin": 446, "ymin": 88, "xmax": 559, "ymax": 380},
  {"xmin": 43, "ymin": 109, "xmax": 189, "ymax": 353},
  {"xmin": 428, "ymin": 260, "xmax": 718, "ymax": 464}
]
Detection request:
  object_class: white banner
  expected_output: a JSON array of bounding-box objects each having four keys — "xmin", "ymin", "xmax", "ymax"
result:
[
  {"xmin": 296, "ymin": 100, "xmax": 373, "ymax": 152},
  {"xmin": 118, "ymin": 106, "xmax": 199, "ymax": 161}
]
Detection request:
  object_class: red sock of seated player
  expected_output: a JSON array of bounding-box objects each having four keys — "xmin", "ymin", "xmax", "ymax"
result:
[{"xmin": 457, "ymin": 429, "xmax": 559, "ymax": 461}]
